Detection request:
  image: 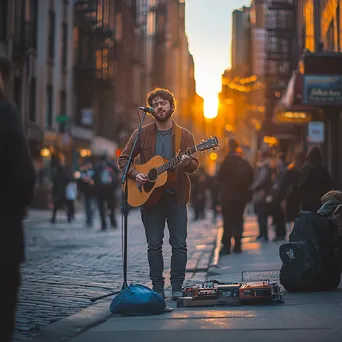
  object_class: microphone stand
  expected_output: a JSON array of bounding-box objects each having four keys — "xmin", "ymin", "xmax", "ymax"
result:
[{"xmin": 90, "ymin": 111, "xmax": 147, "ymax": 302}]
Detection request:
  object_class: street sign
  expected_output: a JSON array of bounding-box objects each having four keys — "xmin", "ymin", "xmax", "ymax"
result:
[
  {"xmin": 308, "ymin": 121, "xmax": 325, "ymax": 143},
  {"xmin": 56, "ymin": 114, "xmax": 69, "ymax": 123}
]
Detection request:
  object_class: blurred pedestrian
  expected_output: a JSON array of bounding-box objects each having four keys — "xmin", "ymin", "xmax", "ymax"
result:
[
  {"xmin": 298, "ymin": 147, "xmax": 333, "ymax": 212},
  {"xmin": 51, "ymin": 164, "xmax": 71, "ymax": 223},
  {"xmin": 268, "ymin": 152, "xmax": 287, "ymax": 241},
  {"xmin": 0, "ymin": 57, "xmax": 36, "ymax": 342},
  {"xmin": 217, "ymin": 138, "xmax": 253, "ymax": 254},
  {"xmin": 278, "ymin": 152, "xmax": 305, "ymax": 224},
  {"xmin": 66, "ymin": 177, "xmax": 78, "ymax": 220},
  {"xmin": 77, "ymin": 159, "xmax": 96, "ymax": 227},
  {"xmin": 191, "ymin": 167, "xmax": 208, "ymax": 220},
  {"xmin": 94, "ymin": 155, "xmax": 118, "ymax": 230},
  {"xmin": 251, "ymin": 150, "xmax": 273, "ymax": 242}
]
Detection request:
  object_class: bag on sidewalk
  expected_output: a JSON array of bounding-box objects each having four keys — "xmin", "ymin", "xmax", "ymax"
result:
[
  {"xmin": 110, "ymin": 284, "xmax": 166, "ymax": 316},
  {"xmin": 279, "ymin": 211, "xmax": 341, "ymax": 292}
]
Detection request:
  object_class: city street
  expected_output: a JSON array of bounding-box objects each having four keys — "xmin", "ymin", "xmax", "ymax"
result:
[{"xmin": 14, "ymin": 208, "xmax": 218, "ymax": 341}]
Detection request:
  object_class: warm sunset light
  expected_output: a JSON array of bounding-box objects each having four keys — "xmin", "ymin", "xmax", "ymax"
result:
[{"xmin": 204, "ymin": 95, "xmax": 219, "ymax": 119}]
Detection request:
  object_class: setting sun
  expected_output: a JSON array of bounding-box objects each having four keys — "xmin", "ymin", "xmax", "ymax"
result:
[{"xmin": 204, "ymin": 95, "xmax": 219, "ymax": 119}]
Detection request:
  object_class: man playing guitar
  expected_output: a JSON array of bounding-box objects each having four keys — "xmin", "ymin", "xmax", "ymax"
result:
[{"xmin": 118, "ymin": 87, "xmax": 199, "ymax": 300}]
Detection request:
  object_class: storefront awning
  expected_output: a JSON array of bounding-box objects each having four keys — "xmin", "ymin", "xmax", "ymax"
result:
[{"xmin": 273, "ymin": 71, "xmax": 324, "ymax": 124}]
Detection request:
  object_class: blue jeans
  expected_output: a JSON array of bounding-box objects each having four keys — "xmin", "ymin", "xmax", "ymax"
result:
[{"xmin": 141, "ymin": 194, "xmax": 188, "ymax": 292}]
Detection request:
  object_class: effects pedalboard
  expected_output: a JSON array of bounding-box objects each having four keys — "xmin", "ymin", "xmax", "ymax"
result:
[{"xmin": 177, "ymin": 280, "xmax": 284, "ymax": 308}]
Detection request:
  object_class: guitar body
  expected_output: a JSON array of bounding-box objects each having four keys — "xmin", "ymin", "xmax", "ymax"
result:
[
  {"xmin": 123, "ymin": 136, "xmax": 219, "ymax": 209},
  {"xmin": 125, "ymin": 155, "xmax": 168, "ymax": 208}
]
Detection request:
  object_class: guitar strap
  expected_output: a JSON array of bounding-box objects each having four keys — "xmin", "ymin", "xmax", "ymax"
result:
[{"xmin": 175, "ymin": 123, "xmax": 182, "ymax": 154}]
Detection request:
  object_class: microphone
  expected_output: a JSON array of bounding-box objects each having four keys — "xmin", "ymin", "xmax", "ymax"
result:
[{"xmin": 138, "ymin": 106, "xmax": 154, "ymax": 113}]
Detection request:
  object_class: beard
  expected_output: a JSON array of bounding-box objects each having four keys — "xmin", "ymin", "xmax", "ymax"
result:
[{"xmin": 152, "ymin": 108, "xmax": 173, "ymax": 122}]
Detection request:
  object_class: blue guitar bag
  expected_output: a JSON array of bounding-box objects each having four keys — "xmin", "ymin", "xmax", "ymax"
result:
[{"xmin": 109, "ymin": 284, "xmax": 167, "ymax": 316}]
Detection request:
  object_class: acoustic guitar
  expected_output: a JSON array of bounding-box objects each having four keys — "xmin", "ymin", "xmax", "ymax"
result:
[{"xmin": 125, "ymin": 136, "xmax": 219, "ymax": 208}]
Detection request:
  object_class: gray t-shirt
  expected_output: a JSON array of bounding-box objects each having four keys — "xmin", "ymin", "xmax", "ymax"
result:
[
  {"xmin": 155, "ymin": 127, "xmax": 173, "ymax": 160},
  {"xmin": 155, "ymin": 127, "xmax": 175, "ymax": 194}
]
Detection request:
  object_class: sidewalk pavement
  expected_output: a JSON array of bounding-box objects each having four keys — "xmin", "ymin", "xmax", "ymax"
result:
[
  {"xmin": 24, "ymin": 208, "xmax": 218, "ymax": 342},
  {"xmin": 54, "ymin": 215, "xmax": 342, "ymax": 342}
]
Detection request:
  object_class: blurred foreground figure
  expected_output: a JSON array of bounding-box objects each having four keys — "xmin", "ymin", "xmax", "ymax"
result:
[{"xmin": 0, "ymin": 58, "xmax": 36, "ymax": 341}]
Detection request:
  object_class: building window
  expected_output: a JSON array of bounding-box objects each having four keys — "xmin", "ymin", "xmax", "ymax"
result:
[
  {"xmin": 304, "ymin": 0, "xmax": 314, "ymax": 51},
  {"xmin": 29, "ymin": 77, "xmax": 36, "ymax": 122},
  {"xmin": 62, "ymin": 22, "xmax": 68, "ymax": 70},
  {"xmin": 46, "ymin": 85, "xmax": 53, "ymax": 128},
  {"xmin": 63, "ymin": 0, "xmax": 69, "ymax": 21},
  {"xmin": 29, "ymin": 0, "xmax": 38, "ymax": 49},
  {"xmin": 48, "ymin": 10, "xmax": 55, "ymax": 60},
  {"xmin": 60, "ymin": 90, "xmax": 67, "ymax": 115}
]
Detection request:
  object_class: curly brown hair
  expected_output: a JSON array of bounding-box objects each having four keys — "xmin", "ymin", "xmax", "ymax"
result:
[{"xmin": 146, "ymin": 87, "xmax": 177, "ymax": 113}]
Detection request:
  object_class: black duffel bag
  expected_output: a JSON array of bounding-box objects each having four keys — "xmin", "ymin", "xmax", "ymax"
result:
[{"xmin": 279, "ymin": 211, "xmax": 341, "ymax": 292}]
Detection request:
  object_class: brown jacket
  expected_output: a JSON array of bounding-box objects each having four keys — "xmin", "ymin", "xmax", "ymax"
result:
[{"xmin": 117, "ymin": 121, "xmax": 199, "ymax": 204}]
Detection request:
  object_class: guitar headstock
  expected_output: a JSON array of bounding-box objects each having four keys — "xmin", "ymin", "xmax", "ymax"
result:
[{"xmin": 196, "ymin": 136, "xmax": 219, "ymax": 152}]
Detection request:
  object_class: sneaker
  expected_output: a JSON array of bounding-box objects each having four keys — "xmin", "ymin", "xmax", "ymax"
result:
[{"xmin": 171, "ymin": 290, "xmax": 183, "ymax": 301}]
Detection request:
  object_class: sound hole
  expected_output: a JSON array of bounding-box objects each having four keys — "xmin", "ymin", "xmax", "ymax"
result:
[
  {"xmin": 147, "ymin": 168, "xmax": 158, "ymax": 182},
  {"xmin": 143, "ymin": 181, "xmax": 155, "ymax": 193}
]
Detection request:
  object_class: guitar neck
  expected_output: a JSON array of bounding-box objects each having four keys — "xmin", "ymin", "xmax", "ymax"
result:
[{"xmin": 157, "ymin": 146, "xmax": 197, "ymax": 174}]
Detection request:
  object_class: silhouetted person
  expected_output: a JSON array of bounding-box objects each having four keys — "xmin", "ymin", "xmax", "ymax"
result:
[
  {"xmin": 218, "ymin": 139, "xmax": 253, "ymax": 254},
  {"xmin": 269, "ymin": 152, "xmax": 287, "ymax": 241},
  {"xmin": 78, "ymin": 159, "xmax": 96, "ymax": 227},
  {"xmin": 298, "ymin": 147, "xmax": 332, "ymax": 212},
  {"xmin": 252, "ymin": 150, "xmax": 273, "ymax": 241},
  {"xmin": 278, "ymin": 152, "xmax": 305, "ymax": 223},
  {"xmin": 191, "ymin": 167, "xmax": 208, "ymax": 220},
  {"xmin": 51, "ymin": 165, "xmax": 72, "ymax": 223},
  {"xmin": 94, "ymin": 155, "xmax": 118, "ymax": 230},
  {"xmin": 0, "ymin": 57, "xmax": 36, "ymax": 342}
]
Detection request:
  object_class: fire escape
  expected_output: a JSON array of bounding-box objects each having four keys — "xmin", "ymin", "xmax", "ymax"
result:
[
  {"xmin": 74, "ymin": 0, "xmax": 117, "ymax": 131},
  {"xmin": 264, "ymin": 0, "xmax": 296, "ymax": 131}
]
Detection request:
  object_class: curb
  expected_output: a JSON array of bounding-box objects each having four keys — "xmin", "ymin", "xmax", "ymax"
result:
[{"xmin": 30, "ymin": 300, "xmax": 112, "ymax": 342}]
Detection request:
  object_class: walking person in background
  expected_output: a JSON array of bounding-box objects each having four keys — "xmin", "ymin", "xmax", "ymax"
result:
[
  {"xmin": 191, "ymin": 167, "xmax": 208, "ymax": 220},
  {"xmin": 118, "ymin": 87, "xmax": 199, "ymax": 299},
  {"xmin": 278, "ymin": 152, "xmax": 305, "ymax": 225},
  {"xmin": 217, "ymin": 138, "xmax": 253, "ymax": 254},
  {"xmin": 298, "ymin": 146, "xmax": 333, "ymax": 212},
  {"xmin": 78, "ymin": 159, "xmax": 96, "ymax": 227},
  {"xmin": 268, "ymin": 152, "xmax": 287, "ymax": 241},
  {"xmin": 66, "ymin": 176, "xmax": 78, "ymax": 221},
  {"xmin": 94, "ymin": 155, "xmax": 118, "ymax": 230},
  {"xmin": 251, "ymin": 150, "xmax": 273, "ymax": 242},
  {"xmin": 209, "ymin": 172, "xmax": 220, "ymax": 223},
  {"xmin": 51, "ymin": 164, "xmax": 72, "ymax": 223},
  {"xmin": 0, "ymin": 57, "xmax": 36, "ymax": 342}
]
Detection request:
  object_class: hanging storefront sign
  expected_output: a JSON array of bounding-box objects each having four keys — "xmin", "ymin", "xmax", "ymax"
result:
[
  {"xmin": 81, "ymin": 108, "xmax": 93, "ymax": 126},
  {"xmin": 303, "ymin": 75, "xmax": 342, "ymax": 106},
  {"xmin": 307, "ymin": 121, "xmax": 325, "ymax": 143},
  {"xmin": 275, "ymin": 111, "xmax": 312, "ymax": 123}
]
